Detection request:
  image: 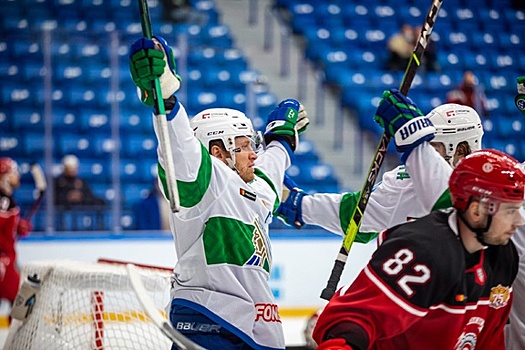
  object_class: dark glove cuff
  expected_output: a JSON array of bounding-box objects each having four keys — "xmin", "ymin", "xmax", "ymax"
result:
[
  {"xmin": 154, "ymin": 95, "xmax": 177, "ymax": 115},
  {"xmin": 264, "ymin": 134, "xmax": 296, "ymax": 151},
  {"xmin": 325, "ymin": 322, "xmax": 369, "ymax": 350}
]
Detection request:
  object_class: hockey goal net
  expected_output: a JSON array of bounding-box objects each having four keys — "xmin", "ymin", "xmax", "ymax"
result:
[{"xmin": 4, "ymin": 259, "xmax": 174, "ymax": 350}]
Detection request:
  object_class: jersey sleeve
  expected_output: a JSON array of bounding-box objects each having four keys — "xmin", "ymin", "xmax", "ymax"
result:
[
  {"xmin": 156, "ymin": 101, "xmax": 212, "ymax": 207},
  {"xmin": 301, "ymin": 191, "xmax": 375, "ymax": 243},
  {"xmin": 254, "ymin": 141, "xmax": 291, "ymax": 206},
  {"xmin": 405, "ymin": 142, "xmax": 452, "ymax": 212},
  {"xmin": 301, "ymin": 192, "xmax": 347, "ymax": 236}
]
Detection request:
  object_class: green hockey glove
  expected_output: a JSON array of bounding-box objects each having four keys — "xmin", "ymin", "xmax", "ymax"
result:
[{"xmin": 129, "ymin": 36, "xmax": 181, "ymax": 107}]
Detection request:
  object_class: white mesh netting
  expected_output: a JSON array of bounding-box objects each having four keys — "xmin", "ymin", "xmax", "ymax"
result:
[{"xmin": 4, "ymin": 260, "xmax": 173, "ymax": 350}]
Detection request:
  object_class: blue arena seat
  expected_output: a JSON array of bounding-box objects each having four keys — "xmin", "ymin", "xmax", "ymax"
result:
[
  {"xmin": 14, "ymin": 184, "xmax": 38, "ymax": 209},
  {"xmin": 76, "ymin": 158, "xmax": 112, "ymax": 184},
  {"xmin": 11, "ymin": 40, "xmax": 42, "ymax": 62},
  {"xmin": 462, "ymin": 52, "xmax": 490, "ymax": 71},
  {"xmin": 204, "ymin": 24, "xmax": 234, "ymax": 48},
  {"xmin": 217, "ymin": 48, "xmax": 248, "ymax": 71},
  {"xmin": 285, "ymin": 162, "xmax": 340, "ymax": 193},
  {"xmin": 137, "ymin": 158, "xmax": 158, "ymax": 183},
  {"xmin": 119, "ymin": 159, "xmax": 143, "ymax": 184},
  {"xmin": 497, "ymin": 32, "xmax": 521, "ymax": 51},
  {"xmin": 52, "ymin": 107, "xmax": 80, "ymax": 131},
  {"xmin": 0, "ymin": 62, "xmax": 22, "ymax": 81},
  {"xmin": 295, "ymin": 138, "xmax": 320, "ymax": 163},
  {"xmin": 218, "ymin": 88, "xmax": 247, "ymax": 112},
  {"xmin": 58, "ymin": 133, "xmax": 93, "ymax": 157},
  {"xmin": 0, "ymin": 133, "xmax": 25, "ymax": 157},
  {"xmin": 122, "ymin": 134, "xmax": 158, "ymax": 158},
  {"xmin": 490, "ymin": 139, "xmax": 522, "ymax": 161},
  {"xmin": 11, "ymin": 107, "xmax": 44, "ymax": 131},
  {"xmin": 92, "ymin": 134, "xmax": 120, "ymax": 157},
  {"xmin": 122, "ymin": 184, "xmax": 150, "ymax": 207},
  {"xmin": 79, "ymin": 109, "xmax": 111, "ymax": 134},
  {"xmin": 0, "ymin": 106, "xmax": 11, "ymax": 132},
  {"xmin": 54, "ymin": 62, "xmax": 85, "ymax": 86}
]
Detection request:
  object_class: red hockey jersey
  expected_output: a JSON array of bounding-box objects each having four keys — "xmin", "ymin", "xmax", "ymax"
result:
[{"xmin": 313, "ymin": 210, "xmax": 518, "ymax": 350}]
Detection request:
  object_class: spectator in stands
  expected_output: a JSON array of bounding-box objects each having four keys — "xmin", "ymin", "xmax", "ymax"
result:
[
  {"xmin": 160, "ymin": 0, "xmax": 207, "ymax": 24},
  {"xmin": 53, "ymin": 154, "xmax": 105, "ymax": 209},
  {"xmin": 133, "ymin": 178, "xmax": 170, "ymax": 231},
  {"xmin": 53, "ymin": 155, "xmax": 106, "ymax": 230},
  {"xmin": 386, "ymin": 24, "xmax": 414, "ymax": 71},
  {"xmin": 413, "ymin": 25, "xmax": 440, "ymax": 73},
  {"xmin": 446, "ymin": 70, "xmax": 489, "ymax": 117},
  {"xmin": 0, "ymin": 157, "xmax": 33, "ymax": 312}
]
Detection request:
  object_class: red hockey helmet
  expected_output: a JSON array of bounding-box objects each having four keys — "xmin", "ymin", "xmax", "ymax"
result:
[
  {"xmin": 449, "ymin": 149, "xmax": 525, "ymax": 213},
  {"xmin": 0, "ymin": 157, "xmax": 18, "ymax": 176}
]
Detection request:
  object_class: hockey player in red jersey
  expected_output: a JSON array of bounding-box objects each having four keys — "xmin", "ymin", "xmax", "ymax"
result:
[
  {"xmin": 0, "ymin": 158, "xmax": 33, "ymax": 306},
  {"xmin": 313, "ymin": 145, "xmax": 525, "ymax": 347}
]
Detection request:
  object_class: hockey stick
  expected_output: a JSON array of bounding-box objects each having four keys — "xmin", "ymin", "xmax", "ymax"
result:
[
  {"xmin": 24, "ymin": 163, "xmax": 47, "ymax": 221},
  {"xmin": 126, "ymin": 264, "xmax": 205, "ymax": 350},
  {"xmin": 320, "ymin": 0, "xmax": 444, "ymax": 301},
  {"xmin": 138, "ymin": 0, "xmax": 180, "ymax": 213}
]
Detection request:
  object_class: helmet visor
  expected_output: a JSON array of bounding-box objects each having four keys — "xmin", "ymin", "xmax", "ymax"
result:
[{"xmin": 232, "ymin": 132, "xmax": 264, "ymax": 154}]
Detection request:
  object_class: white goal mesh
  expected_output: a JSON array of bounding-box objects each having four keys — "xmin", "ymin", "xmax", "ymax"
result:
[{"xmin": 4, "ymin": 259, "xmax": 174, "ymax": 350}]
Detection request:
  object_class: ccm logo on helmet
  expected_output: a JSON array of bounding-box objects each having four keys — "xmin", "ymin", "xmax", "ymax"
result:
[
  {"xmin": 207, "ymin": 130, "xmax": 225, "ymax": 136},
  {"xmin": 398, "ymin": 118, "xmax": 433, "ymax": 140}
]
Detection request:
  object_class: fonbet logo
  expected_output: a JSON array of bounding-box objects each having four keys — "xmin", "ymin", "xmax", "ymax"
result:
[{"xmin": 255, "ymin": 303, "xmax": 281, "ymax": 323}]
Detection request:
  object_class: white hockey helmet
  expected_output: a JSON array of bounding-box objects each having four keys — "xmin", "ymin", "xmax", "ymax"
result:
[
  {"xmin": 190, "ymin": 108, "xmax": 262, "ymax": 168},
  {"xmin": 427, "ymin": 103, "xmax": 484, "ymax": 165}
]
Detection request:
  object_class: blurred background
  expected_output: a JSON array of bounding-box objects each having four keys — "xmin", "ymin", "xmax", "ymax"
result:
[{"xmin": 2, "ymin": 0, "xmax": 523, "ymax": 232}]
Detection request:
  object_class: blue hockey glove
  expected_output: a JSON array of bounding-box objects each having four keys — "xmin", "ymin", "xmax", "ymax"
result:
[
  {"xmin": 129, "ymin": 36, "xmax": 181, "ymax": 107},
  {"xmin": 264, "ymin": 99, "xmax": 302, "ymax": 154},
  {"xmin": 276, "ymin": 186, "xmax": 307, "ymax": 229},
  {"xmin": 515, "ymin": 76, "xmax": 525, "ymax": 115},
  {"xmin": 374, "ymin": 89, "xmax": 435, "ymax": 162}
]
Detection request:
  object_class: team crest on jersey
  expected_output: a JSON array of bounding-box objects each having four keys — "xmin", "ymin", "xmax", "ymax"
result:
[
  {"xmin": 246, "ymin": 218, "xmax": 272, "ymax": 272},
  {"xmin": 454, "ymin": 317, "xmax": 484, "ymax": 350},
  {"xmin": 489, "ymin": 284, "xmax": 510, "ymax": 309},
  {"xmin": 454, "ymin": 332, "xmax": 477, "ymax": 350}
]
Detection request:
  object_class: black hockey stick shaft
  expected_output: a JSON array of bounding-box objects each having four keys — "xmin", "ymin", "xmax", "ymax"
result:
[
  {"xmin": 137, "ymin": 0, "xmax": 180, "ymax": 212},
  {"xmin": 320, "ymin": 0, "xmax": 444, "ymax": 301}
]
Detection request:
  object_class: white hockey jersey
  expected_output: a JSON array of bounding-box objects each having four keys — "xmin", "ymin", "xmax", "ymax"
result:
[
  {"xmin": 505, "ymin": 207, "xmax": 525, "ymax": 350},
  {"xmin": 301, "ymin": 142, "xmax": 452, "ymax": 239},
  {"xmin": 155, "ymin": 101, "xmax": 289, "ymax": 350}
]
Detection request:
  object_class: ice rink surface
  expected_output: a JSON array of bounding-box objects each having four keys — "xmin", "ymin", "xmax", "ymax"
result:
[{"xmin": 0, "ymin": 316, "xmax": 310, "ymax": 349}]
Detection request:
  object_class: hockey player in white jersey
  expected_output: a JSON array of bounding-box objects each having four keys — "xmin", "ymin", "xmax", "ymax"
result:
[
  {"xmin": 129, "ymin": 36, "xmax": 308, "ymax": 350},
  {"xmin": 505, "ymin": 76, "xmax": 525, "ymax": 350},
  {"xmin": 277, "ymin": 101, "xmax": 483, "ymax": 240}
]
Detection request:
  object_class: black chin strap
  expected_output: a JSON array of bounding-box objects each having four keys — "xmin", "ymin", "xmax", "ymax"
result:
[{"xmin": 457, "ymin": 209, "xmax": 493, "ymax": 246}]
